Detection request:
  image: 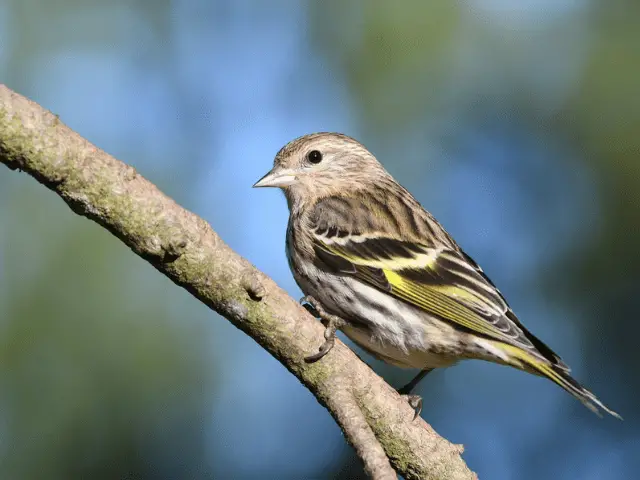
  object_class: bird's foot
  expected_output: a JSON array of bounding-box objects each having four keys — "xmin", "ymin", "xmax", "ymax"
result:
[
  {"xmin": 401, "ymin": 394, "xmax": 423, "ymax": 421},
  {"xmin": 398, "ymin": 369, "xmax": 433, "ymax": 420},
  {"xmin": 301, "ymin": 295, "xmax": 345, "ymax": 363}
]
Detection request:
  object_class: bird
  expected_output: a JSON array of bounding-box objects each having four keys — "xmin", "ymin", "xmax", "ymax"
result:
[{"xmin": 253, "ymin": 132, "xmax": 620, "ymax": 419}]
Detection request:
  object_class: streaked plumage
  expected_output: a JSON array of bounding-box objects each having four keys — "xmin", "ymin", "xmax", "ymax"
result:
[{"xmin": 254, "ymin": 132, "xmax": 619, "ymax": 418}]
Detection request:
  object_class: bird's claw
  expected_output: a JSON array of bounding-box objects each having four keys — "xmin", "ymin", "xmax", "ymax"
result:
[
  {"xmin": 402, "ymin": 394, "xmax": 423, "ymax": 421},
  {"xmin": 301, "ymin": 295, "xmax": 345, "ymax": 363},
  {"xmin": 304, "ymin": 333, "xmax": 336, "ymax": 362}
]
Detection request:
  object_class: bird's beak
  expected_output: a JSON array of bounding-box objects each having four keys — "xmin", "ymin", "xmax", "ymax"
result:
[{"xmin": 252, "ymin": 167, "xmax": 297, "ymax": 188}]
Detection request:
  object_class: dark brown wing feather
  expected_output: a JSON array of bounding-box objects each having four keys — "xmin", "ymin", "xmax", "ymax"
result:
[{"xmin": 308, "ymin": 192, "xmax": 570, "ymax": 372}]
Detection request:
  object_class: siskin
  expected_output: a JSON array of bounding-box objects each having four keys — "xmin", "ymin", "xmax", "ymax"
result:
[{"xmin": 254, "ymin": 132, "xmax": 619, "ymax": 419}]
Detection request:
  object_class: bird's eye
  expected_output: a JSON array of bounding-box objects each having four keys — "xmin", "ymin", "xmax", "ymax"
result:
[{"xmin": 307, "ymin": 150, "xmax": 323, "ymax": 164}]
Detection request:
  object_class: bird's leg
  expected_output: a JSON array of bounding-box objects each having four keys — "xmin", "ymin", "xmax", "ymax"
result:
[
  {"xmin": 398, "ymin": 368, "xmax": 433, "ymax": 395},
  {"xmin": 398, "ymin": 368, "xmax": 434, "ymax": 420},
  {"xmin": 301, "ymin": 295, "xmax": 345, "ymax": 363}
]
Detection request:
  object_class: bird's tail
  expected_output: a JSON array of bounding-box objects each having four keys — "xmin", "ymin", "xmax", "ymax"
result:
[{"xmin": 495, "ymin": 342, "xmax": 621, "ymax": 419}]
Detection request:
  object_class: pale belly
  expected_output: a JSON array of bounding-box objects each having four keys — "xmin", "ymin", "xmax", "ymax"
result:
[
  {"xmin": 340, "ymin": 323, "xmax": 459, "ymax": 369},
  {"xmin": 295, "ymin": 263, "xmax": 462, "ymax": 369}
]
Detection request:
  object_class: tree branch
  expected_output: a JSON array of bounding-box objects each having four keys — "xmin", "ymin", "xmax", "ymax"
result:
[{"xmin": 0, "ymin": 84, "xmax": 476, "ymax": 480}]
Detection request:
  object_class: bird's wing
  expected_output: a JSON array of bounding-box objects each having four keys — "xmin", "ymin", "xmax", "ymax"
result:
[{"xmin": 308, "ymin": 194, "xmax": 568, "ymax": 370}]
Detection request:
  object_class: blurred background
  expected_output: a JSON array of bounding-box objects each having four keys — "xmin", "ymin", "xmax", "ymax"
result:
[{"xmin": 0, "ymin": 1, "xmax": 638, "ymax": 478}]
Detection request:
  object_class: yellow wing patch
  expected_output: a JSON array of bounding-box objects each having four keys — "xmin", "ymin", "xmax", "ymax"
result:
[
  {"xmin": 324, "ymin": 242, "xmax": 439, "ymax": 270},
  {"xmin": 318, "ymin": 235, "xmax": 532, "ymax": 349},
  {"xmin": 383, "ymin": 269, "xmax": 515, "ymax": 342}
]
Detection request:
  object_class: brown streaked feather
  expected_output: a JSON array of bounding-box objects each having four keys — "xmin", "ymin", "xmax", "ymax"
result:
[
  {"xmin": 307, "ymin": 191, "xmax": 570, "ymax": 372},
  {"xmin": 307, "ymin": 187, "xmax": 453, "ymax": 246}
]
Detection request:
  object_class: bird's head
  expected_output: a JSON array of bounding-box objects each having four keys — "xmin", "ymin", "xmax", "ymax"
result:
[{"xmin": 253, "ymin": 132, "xmax": 388, "ymax": 209}]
